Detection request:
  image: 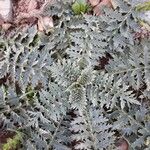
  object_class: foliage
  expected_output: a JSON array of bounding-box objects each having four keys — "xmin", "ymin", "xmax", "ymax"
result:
[
  {"xmin": 2, "ymin": 131, "xmax": 22, "ymax": 150},
  {"xmin": 135, "ymin": 1, "xmax": 150, "ymax": 12},
  {"xmin": 72, "ymin": 0, "xmax": 91, "ymax": 15},
  {"xmin": 0, "ymin": 0, "xmax": 150, "ymax": 149}
]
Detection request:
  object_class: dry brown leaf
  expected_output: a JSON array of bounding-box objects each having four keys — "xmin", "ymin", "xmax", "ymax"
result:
[
  {"xmin": 38, "ymin": 16, "xmax": 53, "ymax": 32},
  {"xmin": 110, "ymin": 0, "xmax": 117, "ymax": 9},
  {"xmin": 89, "ymin": 0, "xmax": 100, "ymax": 6},
  {"xmin": 0, "ymin": 14, "xmax": 4, "ymax": 25},
  {"xmin": 93, "ymin": 0, "xmax": 112, "ymax": 16},
  {"xmin": 2, "ymin": 23, "xmax": 11, "ymax": 30},
  {"xmin": 27, "ymin": 0, "xmax": 38, "ymax": 12},
  {"xmin": 0, "ymin": 0, "xmax": 12, "ymax": 21}
]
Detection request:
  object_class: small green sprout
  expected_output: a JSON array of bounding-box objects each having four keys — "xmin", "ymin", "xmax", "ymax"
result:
[{"xmin": 72, "ymin": 0, "xmax": 91, "ymax": 15}]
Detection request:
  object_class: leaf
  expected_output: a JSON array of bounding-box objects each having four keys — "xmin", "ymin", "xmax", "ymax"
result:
[
  {"xmin": 72, "ymin": 0, "xmax": 90, "ymax": 15},
  {"xmin": 0, "ymin": 0, "xmax": 12, "ymax": 21},
  {"xmin": 70, "ymin": 108, "xmax": 115, "ymax": 149},
  {"xmin": 135, "ymin": 1, "xmax": 150, "ymax": 12},
  {"xmin": 89, "ymin": 0, "xmax": 100, "ymax": 7},
  {"xmin": 38, "ymin": 16, "xmax": 54, "ymax": 32},
  {"xmin": 93, "ymin": 0, "xmax": 112, "ymax": 16},
  {"xmin": 27, "ymin": 0, "xmax": 38, "ymax": 12},
  {"xmin": 0, "ymin": 1, "xmax": 150, "ymax": 149},
  {"xmin": 110, "ymin": 0, "xmax": 118, "ymax": 9}
]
